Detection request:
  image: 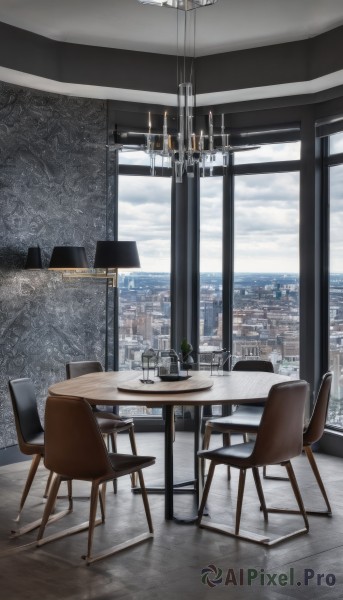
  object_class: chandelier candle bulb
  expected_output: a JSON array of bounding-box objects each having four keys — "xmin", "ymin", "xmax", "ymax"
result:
[
  {"xmin": 163, "ymin": 111, "xmax": 169, "ymax": 155},
  {"xmin": 199, "ymin": 130, "xmax": 204, "ymax": 152},
  {"xmin": 209, "ymin": 111, "xmax": 214, "ymax": 152},
  {"xmin": 221, "ymin": 113, "xmax": 227, "ymax": 146}
]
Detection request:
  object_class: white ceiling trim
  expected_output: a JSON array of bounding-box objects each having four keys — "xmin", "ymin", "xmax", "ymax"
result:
[
  {"xmin": 1, "ymin": 65, "xmax": 343, "ymax": 107},
  {"xmin": 0, "ymin": 67, "xmax": 177, "ymax": 105},
  {"xmin": 197, "ymin": 69, "xmax": 343, "ymax": 106}
]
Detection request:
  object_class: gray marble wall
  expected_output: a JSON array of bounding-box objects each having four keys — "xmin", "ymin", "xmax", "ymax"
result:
[{"xmin": 0, "ymin": 81, "xmax": 109, "ymax": 448}]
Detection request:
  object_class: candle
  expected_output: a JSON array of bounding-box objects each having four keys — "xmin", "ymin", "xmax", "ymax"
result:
[{"xmin": 199, "ymin": 130, "xmax": 204, "ymax": 152}]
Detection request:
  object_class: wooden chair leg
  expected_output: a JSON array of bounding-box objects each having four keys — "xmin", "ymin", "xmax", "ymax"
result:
[
  {"xmin": 264, "ymin": 450, "xmax": 332, "ymax": 517},
  {"xmin": 10, "ymin": 475, "xmax": 72, "ymax": 539},
  {"xmin": 98, "ymin": 482, "xmax": 107, "ymax": 523},
  {"xmin": 109, "ymin": 433, "xmax": 117, "ymax": 453},
  {"xmin": 43, "ymin": 470, "xmax": 54, "ymax": 499},
  {"xmin": 15, "ymin": 454, "xmax": 42, "ymax": 521},
  {"xmin": 200, "ymin": 463, "xmax": 308, "ymax": 546},
  {"xmin": 201, "ymin": 425, "xmax": 212, "ymax": 484},
  {"xmin": 137, "ymin": 470, "xmax": 154, "ymax": 533},
  {"xmin": 37, "ymin": 474, "xmax": 63, "ymax": 541},
  {"xmin": 84, "ymin": 474, "xmax": 153, "ymax": 566},
  {"xmin": 85, "ymin": 481, "xmax": 101, "ymax": 562},
  {"xmin": 198, "ymin": 461, "xmax": 216, "ymax": 523},
  {"xmin": 202, "ymin": 425, "xmax": 212, "ymax": 450},
  {"xmin": 235, "ymin": 469, "xmax": 246, "ymax": 535},
  {"xmin": 252, "ymin": 467, "xmax": 268, "ymax": 522},
  {"xmin": 223, "ymin": 432, "xmax": 231, "ymax": 481},
  {"xmin": 284, "ymin": 461, "xmax": 309, "ymax": 533},
  {"xmin": 108, "ymin": 434, "xmax": 118, "ymax": 494},
  {"xmin": 304, "ymin": 445, "xmax": 332, "ymax": 515},
  {"xmin": 129, "ymin": 427, "xmax": 138, "ymax": 488}
]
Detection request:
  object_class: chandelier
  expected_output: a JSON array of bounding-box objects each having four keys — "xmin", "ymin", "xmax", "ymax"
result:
[
  {"xmin": 130, "ymin": 0, "xmax": 252, "ymax": 182},
  {"xmin": 138, "ymin": 1, "xmax": 218, "ymax": 8}
]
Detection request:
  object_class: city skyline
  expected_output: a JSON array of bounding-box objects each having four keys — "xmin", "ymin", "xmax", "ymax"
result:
[{"xmin": 118, "ymin": 270, "xmax": 343, "ymax": 426}]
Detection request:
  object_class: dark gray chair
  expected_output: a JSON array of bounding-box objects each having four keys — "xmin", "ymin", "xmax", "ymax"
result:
[
  {"xmin": 66, "ymin": 361, "xmax": 138, "ymax": 489},
  {"xmin": 8, "ymin": 378, "xmax": 72, "ymax": 536},
  {"xmin": 202, "ymin": 360, "xmax": 274, "ymax": 479},
  {"xmin": 37, "ymin": 395, "xmax": 155, "ymax": 565},
  {"xmin": 198, "ymin": 380, "xmax": 309, "ymax": 546}
]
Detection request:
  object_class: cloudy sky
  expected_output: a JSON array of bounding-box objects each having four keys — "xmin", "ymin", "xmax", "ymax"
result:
[{"xmin": 118, "ymin": 140, "xmax": 343, "ymax": 274}]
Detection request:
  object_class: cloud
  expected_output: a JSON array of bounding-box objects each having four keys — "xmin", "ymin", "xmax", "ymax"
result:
[
  {"xmin": 330, "ymin": 164, "xmax": 343, "ymax": 272},
  {"xmin": 235, "ymin": 141, "xmax": 301, "ymax": 165},
  {"xmin": 119, "ymin": 155, "xmax": 300, "ymax": 272}
]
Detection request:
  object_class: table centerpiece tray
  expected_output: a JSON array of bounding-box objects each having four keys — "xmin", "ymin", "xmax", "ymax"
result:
[{"xmin": 117, "ymin": 376, "xmax": 213, "ymax": 394}]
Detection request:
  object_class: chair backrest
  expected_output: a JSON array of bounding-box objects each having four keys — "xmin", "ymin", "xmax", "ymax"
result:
[
  {"xmin": 233, "ymin": 360, "xmax": 274, "ymax": 373},
  {"xmin": 250, "ymin": 380, "xmax": 309, "ymax": 466},
  {"xmin": 303, "ymin": 372, "xmax": 332, "ymax": 446},
  {"xmin": 66, "ymin": 360, "xmax": 103, "ymax": 379},
  {"xmin": 44, "ymin": 395, "xmax": 112, "ymax": 479},
  {"xmin": 232, "ymin": 360, "xmax": 274, "ymax": 406},
  {"xmin": 8, "ymin": 378, "xmax": 44, "ymax": 452}
]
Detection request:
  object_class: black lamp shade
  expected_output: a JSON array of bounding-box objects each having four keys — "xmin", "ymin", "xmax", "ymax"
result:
[
  {"xmin": 49, "ymin": 246, "xmax": 89, "ymax": 270},
  {"xmin": 94, "ymin": 241, "xmax": 140, "ymax": 269},
  {"xmin": 25, "ymin": 246, "xmax": 43, "ymax": 270}
]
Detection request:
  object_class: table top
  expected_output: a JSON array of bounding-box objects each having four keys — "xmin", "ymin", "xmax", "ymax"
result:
[{"xmin": 48, "ymin": 370, "xmax": 290, "ymax": 407}]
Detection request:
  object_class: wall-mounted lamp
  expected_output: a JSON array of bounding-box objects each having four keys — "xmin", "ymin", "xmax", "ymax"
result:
[
  {"xmin": 93, "ymin": 241, "xmax": 141, "ymax": 285},
  {"xmin": 24, "ymin": 242, "xmax": 140, "ymax": 287},
  {"xmin": 94, "ymin": 241, "xmax": 140, "ymax": 269},
  {"xmin": 48, "ymin": 246, "xmax": 89, "ymax": 270},
  {"xmin": 25, "ymin": 246, "xmax": 43, "ymax": 270}
]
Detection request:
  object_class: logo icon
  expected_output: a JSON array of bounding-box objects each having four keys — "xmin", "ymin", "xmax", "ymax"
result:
[{"xmin": 201, "ymin": 564, "xmax": 223, "ymax": 588}]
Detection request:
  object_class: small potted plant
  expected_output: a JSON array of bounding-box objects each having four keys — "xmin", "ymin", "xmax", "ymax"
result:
[{"xmin": 180, "ymin": 338, "xmax": 194, "ymax": 373}]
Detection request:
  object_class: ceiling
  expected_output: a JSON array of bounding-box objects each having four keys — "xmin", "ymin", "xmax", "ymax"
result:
[
  {"xmin": 1, "ymin": 0, "xmax": 343, "ymax": 57},
  {"xmin": 1, "ymin": 0, "xmax": 343, "ymax": 105}
]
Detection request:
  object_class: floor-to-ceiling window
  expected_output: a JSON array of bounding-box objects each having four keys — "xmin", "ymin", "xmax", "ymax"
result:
[
  {"xmin": 199, "ymin": 177, "xmax": 223, "ymax": 351},
  {"xmin": 232, "ymin": 141, "xmax": 301, "ymax": 375},
  {"xmin": 328, "ymin": 132, "xmax": 343, "ymax": 427},
  {"xmin": 118, "ymin": 151, "xmax": 171, "ymax": 416}
]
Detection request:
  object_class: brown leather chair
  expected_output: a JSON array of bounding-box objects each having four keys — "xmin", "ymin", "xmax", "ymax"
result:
[
  {"xmin": 66, "ymin": 361, "xmax": 138, "ymax": 489},
  {"xmin": 202, "ymin": 360, "xmax": 274, "ymax": 479},
  {"xmin": 198, "ymin": 380, "xmax": 310, "ymax": 546},
  {"xmin": 8, "ymin": 378, "xmax": 72, "ymax": 536},
  {"xmin": 37, "ymin": 395, "xmax": 155, "ymax": 565},
  {"xmin": 267, "ymin": 372, "xmax": 333, "ymax": 516}
]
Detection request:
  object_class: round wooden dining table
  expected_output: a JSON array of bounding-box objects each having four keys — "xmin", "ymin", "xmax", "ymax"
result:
[{"xmin": 49, "ymin": 370, "xmax": 290, "ymax": 521}]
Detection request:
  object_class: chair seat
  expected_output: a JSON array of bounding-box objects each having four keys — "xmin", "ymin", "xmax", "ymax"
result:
[
  {"xmin": 25, "ymin": 432, "xmax": 45, "ymax": 453},
  {"xmin": 199, "ymin": 442, "xmax": 255, "ymax": 467},
  {"xmin": 207, "ymin": 406, "xmax": 263, "ymax": 432},
  {"xmin": 95, "ymin": 414, "xmax": 133, "ymax": 433},
  {"xmin": 109, "ymin": 452, "xmax": 155, "ymax": 476},
  {"xmin": 97, "ymin": 412, "xmax": 133, "ymax": 425}
]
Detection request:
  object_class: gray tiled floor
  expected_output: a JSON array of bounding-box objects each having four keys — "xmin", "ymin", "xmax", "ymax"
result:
[{"xmin": 1, "ymin": 432, "xmax": 343, "ymax": 600}]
